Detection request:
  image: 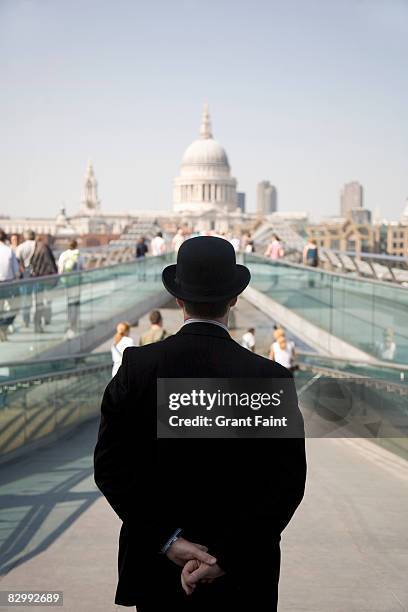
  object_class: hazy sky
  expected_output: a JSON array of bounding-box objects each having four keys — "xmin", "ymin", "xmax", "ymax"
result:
[{"xmin": 1, "ymin": 0, "xmax": 407, "ymax": 221}]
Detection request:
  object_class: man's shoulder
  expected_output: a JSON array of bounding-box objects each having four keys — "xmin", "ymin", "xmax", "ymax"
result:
[
  {"xmin": 125, "ymin": 334, "xmax": 174, "ymax": 359},
  {"xmin": 123, "ymin": 333, "xmax": 292, "ymax": 379},
  {"xmin": 236, "ymin": 343, "xmax": 292, "ymax": 377}
]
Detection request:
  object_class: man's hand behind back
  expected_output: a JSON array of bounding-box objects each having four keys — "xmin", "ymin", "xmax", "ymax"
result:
[
  {"xmin": 181, "ymin": 559, "xmax": 226, "ymax": 595},
  {"xmin": 166, "ymin": 537, "xmax": 217, "ymax": 568}
]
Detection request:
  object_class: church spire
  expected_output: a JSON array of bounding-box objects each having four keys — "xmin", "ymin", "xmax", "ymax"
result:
[
  {"xmin": 200, "ymin": 102, "xmax": 213, "ymax": 139},
  {"xmin": 86, "ymin": 159, "xmax": 95, "ymax": 178},
  {"xmin": 81, "ymin": 160, "xmax": 100, "ymax": 215}
]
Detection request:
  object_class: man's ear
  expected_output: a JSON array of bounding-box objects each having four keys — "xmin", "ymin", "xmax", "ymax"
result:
[
  {"xmin": 229, "ymin": 296, "xmax": 238, "ymax": 308},
  {"xmin": 176, "ymin": 298, "xmax": 184, "ymax": 310}
]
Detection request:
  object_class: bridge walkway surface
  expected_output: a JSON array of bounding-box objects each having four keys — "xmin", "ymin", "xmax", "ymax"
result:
[{"xmin": 0, "ymin": 300, "xmax": 407, "ymax": 611}]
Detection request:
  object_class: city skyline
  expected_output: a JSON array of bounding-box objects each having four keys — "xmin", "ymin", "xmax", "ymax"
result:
[{"xmin": 1, "ymin": 0, "xmax": 408, "ymax": 221}]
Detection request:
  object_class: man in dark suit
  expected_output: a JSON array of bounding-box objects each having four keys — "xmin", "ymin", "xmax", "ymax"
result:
[{"xmin": 94, "ymin": 236, "xmax": 306, "ymax": 611}]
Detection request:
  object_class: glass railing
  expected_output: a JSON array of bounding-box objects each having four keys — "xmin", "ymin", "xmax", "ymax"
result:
[
  {"xmin": 297, "ymin": 352, "xmax": 408, "ymax": 385},
  {"xmin": 244, "ymin": 253, "xmax": 408, "ymax": 365},
  {"xmin": 294, "ymin": 358, "xmax": 408, "ymax": 461},
  {"xmin": 0, "ymin": 352, "xmax": 112, "ymax": 382},
  {"xmin": 2, "ymin": 347, "xmax": 406, "ymax": 462},
  {"xmin": 0, "ymin": 352, "xmax": 112, "ymax": 459},
  {"xmin": 0, "ymin": 254, "xmax": 173, "ymax": 366}
]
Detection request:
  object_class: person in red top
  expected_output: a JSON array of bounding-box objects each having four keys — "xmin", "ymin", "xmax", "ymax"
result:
[{"xmin": 264, "ymin": 234, "xmax": 284, "ymax": 260}]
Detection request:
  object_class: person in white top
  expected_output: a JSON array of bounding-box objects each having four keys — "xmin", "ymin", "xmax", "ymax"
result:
[
  {"xmin": 230, "ymin": 236, "xmax": 240, "ymax": 252},
  {"xmin": 151, "ymin": 232, "xmax": 166, "ymax": 256},
  {"xmin": 241, "ymin": 327, "xmax": 256, "ymax": 352},
  {"xmin": 378, "ymin": 327, "xmax": 396, "ymax": 361},
  {"xmin": 111, "ymin": 321, "xmax": 134, "ymax": 377},
  {"xmin": 269, "ymin": 334, "xmax": 296, "ymax": 370},
  {"xmin": 16, "ymin": 230, "xmax": 36, "ymax": 276},
  {"xmin": 0, "ymin": 230, "xmax": 20, "ymax": 339},
  {"xmin": 58, "ymin": 240, "xmax": 85, "ymax": 337},
  {"xmin": 0, "ymin": 231, "xmax": 19, "ymax": 282},
  {"xmin": 172, "ymin": 228, "xmax": 185, "ymax": 253},
  {"xmin": 57, "ymin": 240, "xmax": 84, "ymax": 274},
  {"xmin": 15, "ymin": 229, "xmax": 36, "ymax": 327}
]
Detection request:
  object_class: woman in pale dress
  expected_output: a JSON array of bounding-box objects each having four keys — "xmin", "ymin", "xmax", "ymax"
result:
[
  {"xmin": 111, "ymin": 321, "xmax": 134, "ymax": 377},
  {"xmin": 269, "ymin": 333, "xmax": 296, "ymax": 371}
]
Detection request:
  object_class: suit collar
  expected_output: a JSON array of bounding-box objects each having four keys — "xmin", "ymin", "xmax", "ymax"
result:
[
  {"xmin": 176, "ymin": 321, "xmax": 231, "ymax": 340},
  {"xmin": 183, "ymin": 318, "xmax": 229, "ymax": 333}
]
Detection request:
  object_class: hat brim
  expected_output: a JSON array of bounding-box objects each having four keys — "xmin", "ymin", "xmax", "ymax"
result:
[{"xmin": 162, "ymin": 264, "xmax": 251, "ymax": 303}]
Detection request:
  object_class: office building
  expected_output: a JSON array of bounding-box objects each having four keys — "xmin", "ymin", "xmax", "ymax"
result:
[
  {"xmin": 257, "ymin": 181, "xmax": 277, "ymax": 216},
  {"xmin": 237, "ymin": 192, "xmax": 246, "ymax": 212},
  {"xmin": 340, "ymin": 181, "xmax": 363, "ymax": 217}
]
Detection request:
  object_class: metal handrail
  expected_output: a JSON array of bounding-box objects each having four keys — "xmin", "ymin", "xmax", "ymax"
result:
[
  {"xmin": 297, "ymin": 350, "xmax": 408, "ymax": 372},
  {"xmin": 0, "ymin": 253, "xmax": 173, "ymax": 291},
  {"xmin": 0, "ymin": 361, "xmax": 111, "ymax": 390},
  {"xmin": 329, "ymin": 250, "xmax": 407, "ymax": 263},
  {"xmin": 297, "ymin": 362, "xmax": 408, "ymax": 396},
  {"xmin": 2, "ymin": 351, "xmax": 111, "ymax": 369},
  {"xmin": 245, "ymin": 253, "xmax": 408, "ymax": 291}
]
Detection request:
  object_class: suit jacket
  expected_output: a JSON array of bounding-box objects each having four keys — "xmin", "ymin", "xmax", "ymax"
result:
[{"xmin": 94, "ymin": 322, "xmax": 306, "ymax": 607}]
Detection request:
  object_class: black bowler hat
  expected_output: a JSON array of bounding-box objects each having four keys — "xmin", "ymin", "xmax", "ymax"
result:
[{"xmin": 162, "ymin": 236, "xmax": 251, "ymax": 303}]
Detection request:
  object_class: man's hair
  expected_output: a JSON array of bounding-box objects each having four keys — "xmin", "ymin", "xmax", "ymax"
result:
[
  {"xmin": 24, "ymin": 229, "xmax": 35, "ymax": 240},
  {"xmin": 149, "ymin": 310, "xmax": 162, "ymax": 325},
  {"xmin": 69, "ymin": 239, "xmax": 78, "ymax": 250},
  {"xmin": 156, "ymin": 231, "xmax": 162, "ymax": 238},
  {"xmin": 248, "ymin": 327, "xmax": 255, "ymax": 334},
  {"xmin": 0, "ymin": 229, "xmax": 7, "ymax": 243},
  {"xmin": 184, "ymin": 299, "xmax": 232, "ymax": 319}
]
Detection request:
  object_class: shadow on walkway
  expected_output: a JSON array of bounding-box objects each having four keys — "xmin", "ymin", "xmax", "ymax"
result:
[{"xmin": 0, "ymin": 418, "xmax": 100, "ymax": 575}]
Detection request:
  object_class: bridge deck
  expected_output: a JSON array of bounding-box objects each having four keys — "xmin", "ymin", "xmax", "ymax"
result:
[
  {"xmin": 0, "ymin": 300, "xmax": 407, "ymax": 610},
  {"xmin": 1, "ymin": 421, "xmax": 407, "ymax": 611},
  {"xmin": 94, "ymin": 295, "xmax": 313, "ymax": 355}
]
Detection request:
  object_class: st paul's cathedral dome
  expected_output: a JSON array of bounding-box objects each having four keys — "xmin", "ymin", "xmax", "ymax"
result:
[{"xmin": 173, "ymin": 104, "xmax": 238, "ymax": 214}]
